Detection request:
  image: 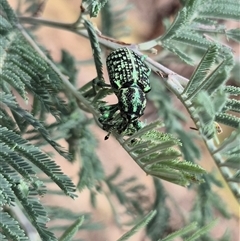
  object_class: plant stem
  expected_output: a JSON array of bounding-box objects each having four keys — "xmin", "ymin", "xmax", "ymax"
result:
[{"xmin": 19, "ymin": 16, "xmax": 189, "ymax": 90}]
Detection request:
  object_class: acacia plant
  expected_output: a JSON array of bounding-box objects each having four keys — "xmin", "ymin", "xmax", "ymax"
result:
[{"xmin": 0, "ymin": 0, "xmax": 239, "ymax": 240}]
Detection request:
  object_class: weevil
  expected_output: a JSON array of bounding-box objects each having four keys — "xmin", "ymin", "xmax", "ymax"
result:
[
  {"xmin": 106, "ymin": 47, "xmax": 151, "ymax": 93},
  {"xmin": 99, "ymin": 48, "xmax": 151, "ymax": 139}
]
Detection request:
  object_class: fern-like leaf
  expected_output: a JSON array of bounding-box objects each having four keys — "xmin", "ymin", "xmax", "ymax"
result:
[
  {"xmin": 156, "ymin": 0, "xmax": 240, "ymax": 64},
  {"xmin": 0, "ymin": 13, "xmax": 67, "ymax": 120},
  {"xmin": 1, "ymin": 0, "xmax": 71, "ymax": 162},
  {"xmin": 84, "ymin": 20, "xmax": 104, "ymax": 83},
  {"xmin": 159, "ymin": 7, "xmax": 188, "ymax": 41},
  {"xmin": 174, "ymin": 30, "xmax": 210, "ymax": 50},
  {"xmin": 148, "ymin": 77, "xmax": 201, "ymax": 162},
  {"xmin": 101, "ymin": 0, "xmax": 131, "ymax": 38},
  {"xmin": 203, "ymin": 51, "xmax": 234, "ymax": 95},
  {"xmin": 82, "ymin": 0, "xmax": 108, "ymax": 17},
  {"xmin": 118, "ymin": 121, "xmax": 205, "ymax": 186},
  {"xmin": 0, "ymin": 0, "xmax": 18, "ymax": 24},
  {"xmin": 166, "ymin": 43, "xmax": 195, "ymax": 65},
  {"xmin": 181, "ymin": 44, "xmax": 238, "ymax": 138},
  {"xmin": 77, "ymin": 122, "xmax": 105, "ymax": 191},
  {"xmin": 0, "ymin": 211, "xmax": 28, "ymax": 241},
  {"xmin": 224, "ymin": 86, "xmax": 240, "ymax": 96},
  {"xmin": 59, "ymin": 216, "xmax": 85, "ymax": 241},
  {"xmin": 13, "ymin": 187, "xmax": 57, "ymax": 241},
  {"xmin": 215, "ymin": 113, "xmax": 240, "ymax": 129},
  {"xmin": 226, "ymin": 29, "xmax": 240, "ymax": 43},
  {"xmin": 183, "ymin": 44, "xmax": 219, "ymax": 97},
  {"xmin": 105, "ymin": 168, "xmax": 147, "ymax": 216},
  {"xmin": 146, "ymin": 179, "xmax": 170, "ymax": 240},
  {"xmin": 191, "ymin": 91, "xmax": 217, "ymax": 138},
  {"xmin": 0, "ymin": 92, "xmax": 71, "ymax": 160},
  {"xmin": 201, "ymin": 1, "xmax": 240, "ymax": 20},
  {"xmin": 0, "ymin": 125, "xmax": 76, "ymax": 198},
  {"xmin": 116, "ymin": 210, "xmax": 157, "ymax": 241},
  {"xmin": 0, "ymin": 174, "xmax": 15, "ymax": 206},
  {"xmin": 224, "ymin": 99, "xmax": 240, "ymax": 113}
]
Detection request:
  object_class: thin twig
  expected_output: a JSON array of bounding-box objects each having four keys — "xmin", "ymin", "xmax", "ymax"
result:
[{"xmin": 18, "ymin": 16, "xmax": 189, "ymax": 90}]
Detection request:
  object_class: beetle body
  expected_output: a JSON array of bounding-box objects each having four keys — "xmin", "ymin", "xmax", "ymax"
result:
[
  {"xmin": 117, "ymin": 85, "xmax": 147, "ymax": 122},
  {"xmin": 99, "ymin": 47, "xmax": 151, "ymax": 139},
  {"xmin": 106, "ymin": 48, "xmax": 151, "ymax": 93}
]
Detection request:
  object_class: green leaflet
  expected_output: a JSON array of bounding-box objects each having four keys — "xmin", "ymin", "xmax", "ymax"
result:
[
  {"xmin": 173, "ymin": 30, "xmax": 210, "ymax": 50},
  {"xmin": 14, "ymin": 187, "xmax": 57, "ymax": 241},
  {"xmin": 201, "ymin": 1, "xmax": 240, "ymax": 20},
  {"xmin": 160, "ymin": 222, "xmax": 198, "ymax": 241},
  {"xmin": 224, "ymin": 86, "xmax": 240, "ymax": 96},
  {"xmin": 156, "ymin": 0, "xmax": 240, "ymax": 64},
  {"xmin": 181, "ymin": 45, "xmax": 238, "ymax": 138},
  {"xmin": 147, "ymin": 77, "xmax": 201, "ymax": 162},
  {"xmin": 183, "ymin": 44, "xmax": 219, "ymax": 97},
  {"xmin": 0, "ymin": 173, "xmax": 15, "ymax": 206},
  {"xmin": 184, "ymin": 220, "xmax": 218, "ymax": 241},
  {"xmin": 226, "ymin": 29, "xmax": 240, "ymax": 43},
  {"xmin": 101, "ymin": 0, "xmax": 131, "ymax": 38},
  {"xmin": 82, "ymin": 0, "xmax": 108, "ymax": 17},
  {"xmin": 0, "ymin": 125, "xmax": 76, "ymax": 198},
  {"xmin": 77, "ymin": 124, "xmax": 105, "ymax": 191},
  {"xmin": 59, "ymin": 216, "xmax": 85, "ymax": 241},
  {"xmin": 0, "ymin": 0, "xmax": 72, "ymax": 163},
  {"xmin": 162, "ymin": 42, "xmax": 194, "ymax": 65},
  {"xmin": 224, "ymin": 99, "xmax": 240, "ymax": 113},
  {"xmin": 146, "ymin": 179, "xmax": 170, "ymax": 240},
  {"xmin": 84, "ymin": 20, "xmax": 104, "ymax": 83},
  {"xmin": 116, "ymin": 210, "xmax": 157, "ymax": 241},
  {"xmin": 0, "ymin": 92, "xmax": 71, "ymax": 160},
  {"xmin": 0, "ymin": 0, "xmax": 68, "ymax": 122},
  {"xmin": 0, "ymin": 0, "xmax": 18, "ymax": 24},
  {"xmin": 119, "ymin": 120, "xmax": 206, "ymax": 186},
  {"xmin": 0, "ymin": 124, "xmax": 77, "ymax": 240},
  {"xmin": 0, "ymin": 212, "xmax": 28, "ymax": 241},
  {"xmin": 216, "ymin": 113, "xmax": 240, "ymax": 129},
  {"xmin": 105, "ymin": 168, "xmax": 147, "ymax": 216},
  {"xmin": 0, "ymin": 0, "xmax": 239, "ymax": 239}
]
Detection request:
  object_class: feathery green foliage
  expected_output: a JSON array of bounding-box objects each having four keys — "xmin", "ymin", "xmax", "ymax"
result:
[
  {"xmin": 0, "ymin": 211, "xmax": 28, "ymax": 241},
  {"xmin": 226, "ymin": 28, "xmax": 240, "ymax": 43},
  {"xmin": 148, "ymin": 76, "xmax": 201, "ymax": 162},
  {"xmin": 82, "ymin": 0, "xmax": 108, "ymax": 17},
  {"xmin": 146, "ymin": 179, "xmax": 170, "ymax": 240},
  {"xmin": 104, "ymin": 167, "xmax": 148, "ymax": 216},
  {"xmin": 76, "ymin": 120, "xmax": 105, "ymax": 191},
  {"xmin": 118, "ymin": 120, "xmax": 206, "ymax": 186},
  {"xmin": 157, "ymin": 0, "xmax": 240, "ymax": 64},
  {"xmin": 116, "ymin": 210, "xmax": 157, "ymax": 241},
  {"xmin": 181, "ymin": 44, "xmax": 237, "ymax": 138},
  {"xmin": 84, "ymin": 20, "xmax": 104, "ymax": 83},
  {"xmin": 0, "ymin": 0, "xmax": 239, "ymax": 240},
  {"xmin": 59, "ymin": 216, "xmax": 85, "ymax": 241},
  {"xmin": 101, "ymin": 0, "xmax": 132, "ymax": 38},
  {"xmin": 0, "ymin": 1, "xmax": 77, "ymax": 239},
  {"xmin": 46, "ymin": 203, "xmax": 103, "ymax": 240}
]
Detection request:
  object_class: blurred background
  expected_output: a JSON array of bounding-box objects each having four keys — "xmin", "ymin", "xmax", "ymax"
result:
[{"xmin": 8, "ymin": 0, "xmax": 239, "ymax": 240}]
